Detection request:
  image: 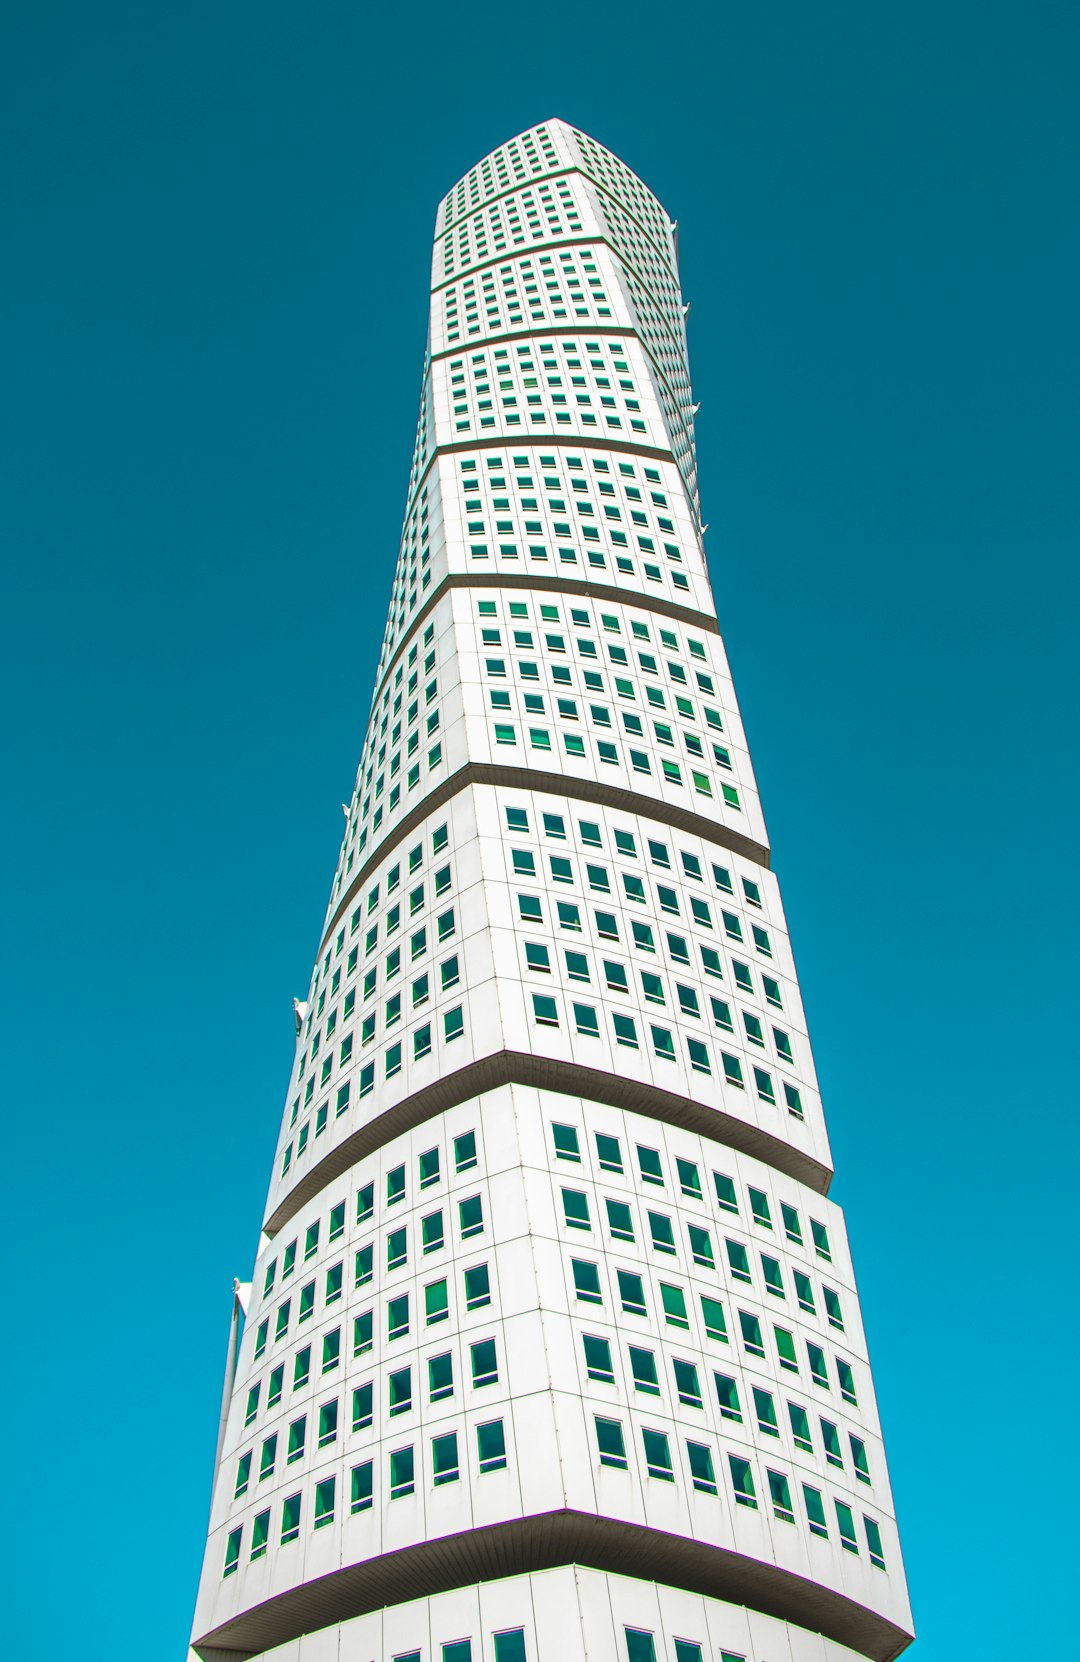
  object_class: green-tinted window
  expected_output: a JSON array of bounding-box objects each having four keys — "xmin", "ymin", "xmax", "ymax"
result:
[
  {"xmin": 803, "ymin": 1483, "xmax": 828, "ymax": 1537},
  {"xmin": 629, "ymin": 1345, "xmax": 660, "ymax": 1395},
  {"xmin": 470, "ymin": 1338, "xmax": 498, "ymax": 1386},
  {"xmin": 350, "ymin": 1460, "xmax": 373, "ymax": 1513},
  {"xmin": 428, "ymin": 1351, "xmax": 453, "ymax": 1402},
  {"xmin": 422, "ymin": 1211, "xmax": 444, "ymax": 1254},
  {"xmin": 726, "ymin": 1240, "xmax": 751, "ymax": 1281},
  {"xmin": 605, "ymin": 1198, "xmax": 634, "ymax": 1241},
  {"xmin": 641, "ymin": 1427, "xmax": 673, "ymax": 1480},
  {"xmin": 865, "ymin": 1515, "xmax": 886, "ymax": 1568},
  {"xmin": 552, "ymin": 1122, "xmax": 581, "ymax": 1160},
  {"xmin": 789, "ymin": 1402, "xmax": 813, "ymax": 1450},
  {"xmin": 583, "ymin": 1333, "xmax": 614, "ymax": 1382},
  {"xmin": 774, "ymin": 1325, "xmax": 799, "ymax": 1372},
  {"xmin": 807, "ymin": 1342, "xmax": 829, "ymax": 1387},
  {"xmin": 459, "ymin": 1195, "xmax": 484, "ymax": 1237},
  {"xmin": 700, "ymin": 1295, "xmax": 728, "ymax": 1341},
  {"xmin": 387, "ymin": 1295, "xmax": 409, "ymax": 1339},
  {"xmin": 493, "ymin": 1632, "xmax": 526, "ymax": 1662},
  {"xmin": 714, "ymin": 1172, "xmax": 738, "ymax": 1212},
  {"xmin": 281, "ymin": 1492, "xmax": 301, "ymax": 1543},
  {"xmin": 563, "ymin": 1189, "xmax": 591, "ymax": 1230},
  {"xmin": 294, "ymin": 1344, "xmax": 312, "ymax": 1384},
  {"xmin": 595, "ymin": 1416, "xmax": 628, "ymax": 1469},
  {"xmin": 851, "ymin": 1434, "xmax": 871, "ymax": 1483},
  {"xmin": 419, "ymin": 1147, "xmax": 440, "ymax": 1188},
  {"xmin": 223, "ymin": 1525, "xmax": 242, "ymax": 1576},
  {"xmin": 793, "ymin": 1271, "xmax": 815, "ymax": 1313},
  {"xmin": 624, "ymin": 1629, "xmax": 657, "ymax": 1662},
  {"xmin": 821, "ymin": 1418, "xmax": 844, "ymax": 1467},
  {"xmin": 728, "ymin": 1455, "xmax": 757, "ymax": 1508},
  {"xmin": 811, "ymin": 1219, "xmax": 832, "ymax": 1260},
  {"xmin": 648, "ymin": 1212, "xmax": 676, "ymax": 1254},
  {"xmin": 355, "ymin": 1245, "xmax": 373, "ymax": 1287},
  {"xmin": 660, "ymin": 1281, "xmax": 688, "ymax": 1327},
  {"xmin": 464, "ymin": 1263, "xmax": 490, "ymax": 1309},
  {"xmin": 595, "ymin": 1133, "xmax": 623, "ymax": 1172},
  {"xmin": 637, "ymin": 1145, "xmax": 664, "ymax": 1185},
  {"xmin": 837, "ymin": 1357, "xmax": 858, "ymax": 1403},
  {"xmin": 234, "ymin": 1452, "xmax": 251, "ymax": 1498},
  {"xmin": 432, "ymin": 1431, "xmax": 460, "ymax": 1485},
  {"xmin": 674, "ymin": 1644, "xmax": 703, "ymax": 1662},
  {"xmin": 425, "ymin": 1279, "xmax": 448, "ymax": 1325},
  {"xmin": 454, "ymin": 1131, "xmax": 478, "ymax": 1171},
  {"xmin": 389, "ymin": 1445, "xmax": 415, "ymax": 1499},
  {"xmin": 714, "ymin": 1372, "xmax": 742, "ymax": 1421},
  {"xmin": 572, "ymin": 1258, "xmax": 602, "ymax": 1303},
  {"xmin": 476, "ymin": 1418, "xmax": 506, "ymax": 1472},
  {"xmin": 748, "ymin": 1187, "xmax": 772, "ymax": 1228},
  {"xmin": 676, "ymin": 1157, "xmax": 702, "ymax": 1198},
  {"xmin": 673, "ymin": 1357, "xmax": 702, "ymax": 1407},
  {"xmin": 687, "ymin": 1440, "xmax": 717, "ymax": 1493},
  {"xmin": 352, "ymin": 1383, "xmax": 373, "ymax": 1430},
  {"xmin": 761, "ymin": 1255, "xmax": 784, "ymax": 1297},
  {"xmin": 823, "ymin": 1286, "xmax": 845, "ymax": 1330},
  {"xmin": 753, "ymin": 1387, "xmax": 779, "ymax": 1436},
  {"xmin": 768, "ymin": 1468, "xmax": 794, "ymax": 1522},
  {"xmin": 313, "ymin": 1476, "xmax": 335, "ymax": 1529},
  {"xmin": 688, "ymin": 1225, "xmax": 714, "ymax": 1268},
  {"xmin": 388, "ymin": 1367, "xmax": 412, "ymax": 1417}
]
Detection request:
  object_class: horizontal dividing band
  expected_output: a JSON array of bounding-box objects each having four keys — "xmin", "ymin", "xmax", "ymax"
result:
[
  {"xmin": 430, "ymin": 321, "xmax": 638, "ymax": 364},
  {"xmin": 192, "ymin": 1508, "xmax": 909, "ymax": 1662},
  {"xmin": 370, "ymin": 567, "xmax": 717, "ymax": 717},
  {"xmin": 263, "ymin": 1047, "xmax": 829, "ymax": 1241},
  {"xmin": 321, "ymin": 761, "xmax": 769, "ymax": 959}
]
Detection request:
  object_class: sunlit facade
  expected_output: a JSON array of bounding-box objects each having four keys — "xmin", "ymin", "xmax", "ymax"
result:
[{"xmin": 189, "ymin": 120, "xmax": 913, "ymax": 1662}]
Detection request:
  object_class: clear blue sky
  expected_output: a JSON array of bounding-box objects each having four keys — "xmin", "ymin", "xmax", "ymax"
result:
[{"xmin": 3, "ymin": 2, "xmax": 1076, "ymax": 1656}]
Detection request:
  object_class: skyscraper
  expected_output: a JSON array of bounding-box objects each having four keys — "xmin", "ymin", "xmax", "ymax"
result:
[{"xmin": 189, "ymin": 120, "xmax": 913, "ymax": 1662}]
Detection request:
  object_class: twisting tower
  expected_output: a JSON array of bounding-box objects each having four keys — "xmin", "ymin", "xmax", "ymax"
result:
[{"xmin": 189, "ymin": 121, "xmax": 913, "ymax": 1662}]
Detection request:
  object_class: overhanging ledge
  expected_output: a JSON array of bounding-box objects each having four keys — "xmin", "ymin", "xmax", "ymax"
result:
[
  {"xmin": 263, "ymin": 1049, "xmax": 831, "ymax": 1239},
  {"xmin": 192, "ymin": 1509, "xmax": 912, "ymax": 1662}
]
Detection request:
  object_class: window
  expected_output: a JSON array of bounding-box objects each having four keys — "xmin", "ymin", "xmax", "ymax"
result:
[
  {"xmin": 774, "ymin": 1325, "xmax": 799, "ymax": 1372},
  {"xmin": 808, "ymin": 1342, "xmax": 829, "ymax": 1387},
  {"xmin": 629, "ymin": 1345, "xmax": 660, "ymax": 1395},
  {"xmin": 739, "ymin": 1311, "xmax": 765, "ymax": 1356},
  {"xmin": 677, "ymin": 1158, "xmax": 702, "ymax": 1198},
  {"xmin": 726, "ymin": 1240, "xmax": 751, "ymax": 1282},
  {"xmin": 459, "ymin": 1195, "xmax": 484, "ymax": 1237},
  {"xmin": 350, "ymin": 1460, "xmax": 373, "ymax": 1513},
  {"xmin": 552, "ymin": 1122, "xmax": 581, "ymax": 1161},
  {"xmin": 714, "ymin": 1371, "xmax": 742, "ymax": 1421},
  {"xmin": 280, "ymin": 1493, "xmax": 301, "ymax": 1544},
  {"xmin": 637, "ymin": 1145, "xmax": 664, "ymax": 1185},
  {"xmin": 387, "ymin": 1164, "xmax": 406, "ymax": 1206},
  {"xmin": 493, "ymin": 1632, "xmax": 527, "ymax": 1662},
  {"xmin": 563, "ymin": 1189, "xmax": 591, "ymax": 1230},
  {"xmin": 223, "ymin": 1525, "xmax": 242, "ymax": 1576},
  {"xmin": 687, "ymin": 1225, "xmax": 714, "ymax": 1268},
  {"xmin": 753, "ymin": 1386, "xmax": 780, "ymax": 1437},
  {"xmin": 388, "ymin": 1295, "xmax": 409, "ymax": 1340},
  {"xmin": 641, "ymin": 1427, "xmax": 674, "ymax": 1480},
  {"xmin": 355, "ymin": 1245, "xmax": 373, "ymax": 1287},
  {"xmin": 623, "ymin": 1631, "xmax": 656, "ymax": 1662},
  {"xmin": 443, "ymin": 1645, "xmax": 472, "ymax": 1662},
  {"xmin": 648, "ymin": 1211, "xmax": 676, "ymax": 1255},
  {"xmin": 768, "ymin": 1469, "xmax": 795, "ymax": 1522},
  {"xmin": 572, "ymin": 1258, "xmax": 602, "ymax": 1303},
  {"xmin": 464, "ymin": 1263, "xmax": 491, "ymax": 1309},
  {"xmin": 314, "ymin": 1476, "xmax": 336, "ymax": 1529},
  {"xmin": 687, "ymin": 1440, "xmax": 717, "ymax": 1494},
  {"xmin": 595, "ymin": 1132, "xmax": 623, "ymax": 1171},
  {"xmin": 470, "ymin": 1338, "xmax": 498, "ymax": 1387},
  {"xmin": 249, "ymin": 1509, "xmax": 270, "ymax": 1560},
  {"xmin": 422, "ymin": 1351, "xmax": 453, "ymax": 1406},
  {"xmin": 390, "ymin": 1445, "xmax": 415, "ymax": 1499},
  {"xmin": 823, "ymin": 1286, "xmax": 845, "ymax": 1330},
  {"xmin": 425, "ymin": 1279, "xmax": 449, "ymax": 1325},
  {"xmin": 729, "ymin": 1455, "xmax": 757, "ymax": 1509},
  {"xmin": 673, "ymin": 1357, "xmax": 702, "ymax": 1407},
  {"xmin": 352, "ymin": 1382, "xmax": 373, "ymax": 1431},
  {"xmin": 432, "ymin": 1431, "xmax": 460, "ymax": 1485},
  {"xmin": 851, "ymin": 1434, "xmax": 872, "ymax": 1484},
  {"xmin": 674, "ymin": 1645, "xmax": 702, "ymax": 1662},
  {"xmin": 865, "ymin": 1515, "xmax": 887, "ymax": 1568},
  {"xmin": 660, "ymin": 1282, "xmax": 688, "ymax": 1328},
  {"xmin": 455, "ymin": 1131, "xmax": 478, "ymax": 1171},
  {"xmin": 420, "ymin": 1147, "xmax": 440, "ymax": 1188},
  {"xmin": 761, "ymin": 1255, "xmax": 784, "ymax": 1298},
  {"xmin": 477, "ymin": 1418, "xmax": 507, "ymax": 1472},
  {"xmin": 388, "ymin": 1367, "xmax": 412, "ymax": 1417},
  {"xmin": 605, "ymin": 1198, "xmax": 634, "ymax": 1241},
  {"xmin": 387, "ymin": 1228, "xmax": 407, "ymax": 1270},
  {"xmin": 595, "ymin": 1416, "xmax": 628, "ymax": 1469},
  {"xmin": 583, "ymin": 1333, "xmax": 614, "ymax": 1382},
  {"xmin": 422, "ymin": 1211, "xmax": 444, "ymax": 1255},
  {"xmin": 803, "ymin": 1483, "xmax": 828, "ymax": 1538},
  {"xmin": 789, "ymin": 1402, "xmax": 813, "ymax": 1451},
  {"xmin": 700, "ymin": 1295, "xmax": 728, "ymax": 1341}
]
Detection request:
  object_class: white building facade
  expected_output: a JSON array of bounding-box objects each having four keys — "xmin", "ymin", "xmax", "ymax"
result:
[{"xmin": 189, "ymin": 121, "xmax": 913, "ymax": 1662}]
